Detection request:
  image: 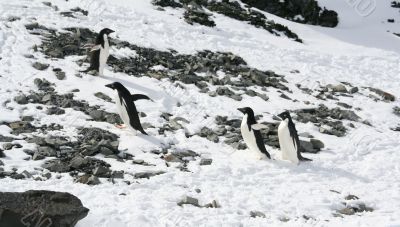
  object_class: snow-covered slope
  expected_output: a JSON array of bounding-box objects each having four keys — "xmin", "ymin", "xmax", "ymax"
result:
[{"xmin": 0, "ymin": 0, "xmax": 399, "ymax": 226}]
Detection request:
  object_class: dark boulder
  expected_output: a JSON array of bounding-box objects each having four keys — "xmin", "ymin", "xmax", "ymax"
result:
[{"xmin": 0, "ymin": 190, "xmax": 89, "ymax": 227}]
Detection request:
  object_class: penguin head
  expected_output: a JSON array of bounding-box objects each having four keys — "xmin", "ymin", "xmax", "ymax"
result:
[
  {"xmin": 105, "ymin": 82, "xmax": 124, "ymax": 91},
  {"xmin": 99, "ymin": 28, "xmax": 115, "ymax": 36},
  {"xmin": 277, "ymin": 111, "xmax": 291, "ymax": 120},
  {"xmin": 237, "ymin": 107, "xmax": 254, "ymax": 116}
]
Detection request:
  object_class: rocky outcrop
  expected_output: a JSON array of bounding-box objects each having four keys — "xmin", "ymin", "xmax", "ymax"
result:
[
  {"xmin": 241, "ymin": 0, "xmax": 339, "ymax": 27},
  {"xmin": 0, "ymin": 190, "xmax": 89, "ymax": 227}
]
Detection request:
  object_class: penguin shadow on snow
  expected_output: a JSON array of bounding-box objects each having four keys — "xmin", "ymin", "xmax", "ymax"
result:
[
  {"xmin": 120, "ymin": 129, "xmax": 164, "ymax": 147},
  {"xmin": 269, "ymin": 158, "xmax": 370, "ymax": 183},
  {"xmin": 102, "ymin": 75, "xmax": 185, "ymax": 113},
  {"xmin": 102, "ymin": 75, "xmax": 165, "ymax": 100}
]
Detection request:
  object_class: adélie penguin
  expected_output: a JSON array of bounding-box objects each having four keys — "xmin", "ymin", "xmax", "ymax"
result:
[
  {"xmin": 277, "ymin": 111, "xmax": 312, "ymax": 164},
  {"xmin": 83, "ymin": 28, "xmax": 114, "ymax": 76},
  {"xmin": 238, "ymin": 107, "xmax": 271, "ymax": 159},
  {"xmin": 105, "ymin": 82, "xmax": 151, "ymax": 135}
]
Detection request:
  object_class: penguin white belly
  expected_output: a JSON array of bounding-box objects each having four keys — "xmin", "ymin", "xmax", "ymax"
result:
[
  {"xmin": 98, "ymin": 40, "xmax": 110, "ymax": 76},
  {"xmin": 240, "ymin": 115, "xmax": 265, "ymax": 159},
  {"xmin": 278, "ymin": 121, "xmax": 299, "ymax": 164},
  {"xmin": 114, "ymin": 93, "xmax": 134, "ymax": 132}
]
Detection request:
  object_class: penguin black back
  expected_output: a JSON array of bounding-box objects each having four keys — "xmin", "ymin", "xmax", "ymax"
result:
[
  {"xmin": 106, "ymin": 82, "xmax": 148, "ymax": 135},
  {"xmin": 238, "ymin": 107, "xmax": 271, "ymax": 159},
  {"xmin": 278, "ymin": 111, "xmax": 311, "ymax": 161}
]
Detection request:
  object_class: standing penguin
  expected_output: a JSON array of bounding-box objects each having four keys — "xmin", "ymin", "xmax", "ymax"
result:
[
  {"xmin": 238, "ymin": 107, "xmax": 271, "ymax": 159},
  {"xmin": 277, "ymin": 111, "xmax": 312, "ymax": 164},
  {"xmin": 105, "ymin": 82, "xmax": 151, "ymax": 135},
  {"xmin": 83, "ymin": 28, "xmax": 114, "ymax": 76}
]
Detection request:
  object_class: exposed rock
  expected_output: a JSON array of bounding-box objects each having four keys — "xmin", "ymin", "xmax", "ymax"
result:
[
  {"xmin": 198, "ymin": 127, "xmax": 219, "ymax": 143},
  {"xmin": 152, "ymin": 0, "xmax": 182, "ymax": 8},
  {"xmin": 349, "ymin": 87, "xmax": 359, "ymax": 94},
  {"xmin": 200, "ymin": 158, "xmax": 212, "ymax": 166},
  {"xmin": 14, "ymin": 95, "xmax": 28, "ymax": 104},
  {"xmin": 393, "ymin": 107, "xmax": 400, "ymax": 117},
  {"xmin": 53, "ymin": 68, "xmax": 66, "ymax": 80},
  {"xmin": 177, "ymin": 196, "xmax": 200, "ymax": 207},
  {"xmin": 368, "ymin": 87, "xmax": 395, "ymax": 102},
  {"xmin": 184, "ymin": 5, "xmax": 215, "ymax": 27},
  {"xmin": 2, "ymin": 143, "xmax": 13, "ymax": 150},
  {"xmin": 92, "ymin": 166, "xmax": 111, "ymax": 178},
  {"xmin": 310, "ymin": 138, "xmax": 325, "ymax": 150},
  {"xmin": 94, "ymin": 92, "xmax": 113, "ymax": 102},
  {"xmin": 0, "ymin": 190, "xmax": 89, "ymax": 227},
  {"xmin": 338, "ymin": 207, "xmax": 355, "ymax": 215},
  {"xmin": 8, "ymin": 121, "xmax": 37, "ymax": 135},
  {"xmin": 134, "ymin": 171, "xmax": 165, "ymax": 179},
  {"xmin": 42, "ymin": 159, "xmax": 70, "ymax": 172},
  {"xmin": 330, "ymin": 84, "xmax": 347, "ymax": 93},
  {"xmin": 250, "ymin": 210, "xmax": 266, "ymax": 218},
  {"xmin": 241, "ymin": 0, "xmax": 338, "ymax": 27},
  {"xmin": 345, "ymin": 194, "xmax": 360, "ymax": 200},
  {"xmin": 76, "ymin": 174, "xmax": 101, "ymax": 185},
  {"xmin": 32, "ymin": 62, "xmax": 49, "ymax": 71},
  {"xmin": 47, "ymin": 106, "xmax": 66, "ymax": 115},
  {"xmin": 203, "ymin": 200, "xmax": 220, "ymax": 208}
]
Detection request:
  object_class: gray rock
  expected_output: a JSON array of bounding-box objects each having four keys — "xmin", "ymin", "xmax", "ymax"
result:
[
  {"xmin": 200, "ymin": 158, "xmax": 212, "ymax": 166},
  {"xmin": 3, "ymin": 143, "xmax": 13, "ymax": 150},
  {"xmin": 47, "ymin": 106, "xmax": 65, "ymax": 115},
  {"xmin": 338, "ymin": 207, "xmax": 356, "ymax": 215},
  {"xmin": 32, "ymin": 151, "xmax": 45, "ymax": 160},
  {"xmin": 42, "ymin": 160, "xmax": 70, "ymax": 172},
  {"xmin": 310, "ymin": 139, "xmax": 324, "ymax": 149},
  {"xmin": 203, "ymin": 200, "xmax": 220, "ymax": 208},
  {"xmin": 349, "ymin": 87, "xmax": 359, "ymax": 94},
  {"xmin": 76, "ymin": 174, "xmax": 101, "ymax": 185},
  {"xmin": 32, "ymin": 62, "xmax": 49, "ymax": 70},
  {"xmin": 345, "ymin": 194, "xmax": 359, "ymax": 200},
  {"xmin": 94, "ymin": 92, "xmax": 113, "ymax": 102},
  {"xmin": 14, "ymin": 95, "xmax": 28, "ymax": 104},
  {"xmin": 177, "ymin": 196, "xmax": 200, "ymax": 207},
  {"xmin": 70, "ymin": 156, "xmax": 86, "ymax": 169},
  {"xmin": 368, "ymin": 87, "xmax": 395, "ymax": 102},
  {"xmin": 134, "ymin": 171, "xmax": 165, "ymax": 179},
  {"xmin": 0, "ymin": 190, "xmax": 89, "ymax": 227},
  {"xmin": 100, "ymin": 147, "xmax": 114, "ymax": 155},
  {"xmin": 300, "ymin": 141, "xmax": 318, "ymax": 153},
  {"xmin": 394, "ymin": 107, "xmax": 400, "ymax": 117},
  {"xmin": 111, "ymin": 171, "xmax": 124, "ymax": 179},
  {"xmin": 250, "ymin": 211, "xmax": 266, "ymax": 218},
  {"xmin": 92, "ymin": 166, "xmax": 110, "ymax": 177},
  {"xmin": 331, "ymin": 84, "xmax": 347, "ymax": 93},
  {"xmin": 0, "ymin": 160, "xmax": 4, "ymax": 166}
]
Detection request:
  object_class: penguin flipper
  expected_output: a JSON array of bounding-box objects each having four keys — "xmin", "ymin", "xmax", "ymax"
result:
[
  {"xmin": 254, "ymin": 130, "xmax": 271, "ymax": 159},
  {"xmin": 132, "ymin": 94, "xmax": 152, "ymax": 102},
  {"xmin": 123, "ymin": 97, "xmax": 148, "ymax": 136}
]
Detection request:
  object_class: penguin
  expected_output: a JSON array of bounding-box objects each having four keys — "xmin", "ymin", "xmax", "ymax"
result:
[
  {"xmin": 83, "ymin": 28, "xmax": 114, "ymax": 76},
  {"xmin": 105, "ymin": 82, "xmax": 151, "ymax": 135},
  {"xmin": 237, "ymin": 107, "xmax": 271, "ymax": 159},
  {"xmin": 277, "ymin": 111, "xmax": 312, "ymax": 164}
]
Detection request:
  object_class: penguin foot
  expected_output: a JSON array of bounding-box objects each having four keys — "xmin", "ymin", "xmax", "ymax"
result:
[{"xmin": 115, "ymin": 124, "xmax": 126, "ymax": 129}]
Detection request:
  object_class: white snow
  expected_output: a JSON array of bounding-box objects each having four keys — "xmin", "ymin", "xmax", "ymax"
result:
[{"xmin": 0, "ymin": 0, "xmax": 399, "ymax": 226}]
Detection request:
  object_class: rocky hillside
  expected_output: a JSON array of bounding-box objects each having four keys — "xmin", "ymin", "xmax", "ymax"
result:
[{"xmin": 0, "ymin": 0, "xmax": 399, "ymax": 226}]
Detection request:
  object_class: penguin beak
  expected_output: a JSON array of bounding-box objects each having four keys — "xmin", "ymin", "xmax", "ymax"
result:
[
  {"xmin": 105, "ymin": 83, "xmax": 114, "ymax": 89},
  {"xmin": 237, "ymin": 108, "xmax": 245, "ymax": 114},
  {"xmin": 108, "ymin": 29, "xmax": 115, "ymax": 34}
]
